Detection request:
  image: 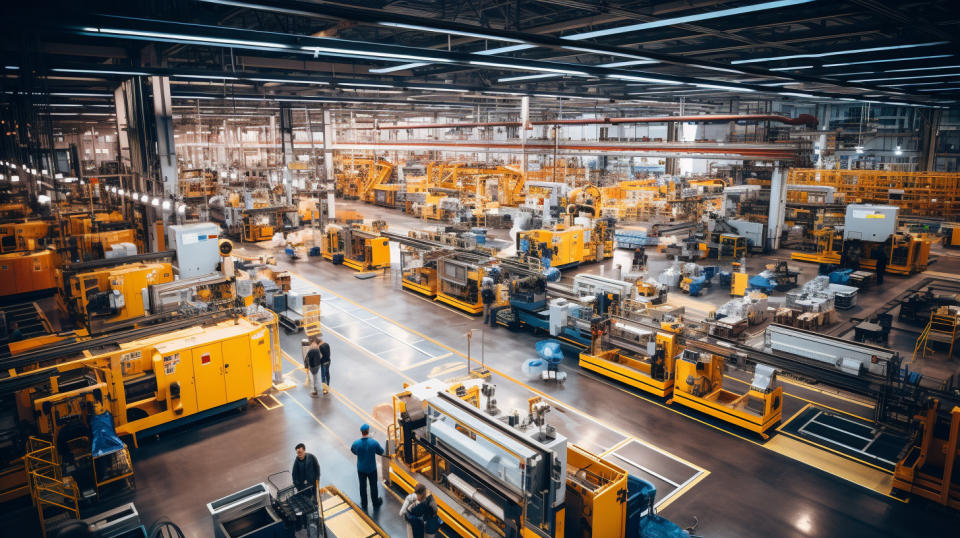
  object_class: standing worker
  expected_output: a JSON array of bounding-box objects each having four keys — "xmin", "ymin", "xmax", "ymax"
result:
[
  {"xmin": 351, "ymin": 423, "xmax": 384, "ymax": 511},
  {"xmin": 875, "ymin": 248, "xmax": 887, "ymax": 286},
  {"xmin": 8, "ymin": 321, "xmax": 23, "ymax": 342},
  {"xmin": 304, "ymin": 338, "xmax": 322, "ymax": 397},
  {"xmin": 292, "ymin": 442, "xmax": 321, "ymax": 495},
  {"xmin": 632, "ymin": 246, "xmax": 646, "ymax": 270},
  {"xmin": 317, "ymin": 336, "xmax": 331, "ymax": 394},
  {"xmin": 481, "ymin": 284, "xmax": 496, "ymax": 326}
]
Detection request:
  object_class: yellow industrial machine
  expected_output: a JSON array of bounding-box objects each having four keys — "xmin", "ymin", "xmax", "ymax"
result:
[
  {"xmin": 15, "ymin": 312, "xmax": 278, "ymax": 446},
  {"xmin": 892, "ymin": 400, "xmax": 960, "ymax": 509},
  {"xmin": 435, "ymin": 253, "xmax": 496, "ymax": 314},
  {"xmin": 388, "ymin": 380, "xmax": 629, "ymax": 538},
  {"xmin": 517, "ymin": 219, "xmax": 614, "ymax": 269},
  {"xmin": 67, "ymin": 229, "xmax": 141, "ymax": 261},
  {"xmin": 242, "ymin": 214, "xmax": 274, "ymax": 242},
  {"xmin": 579, "ymin": 315, "xmax": 683, "ymax": 397},
  {"xmin": 0, "ymin": 249, "xmax": 61, "ymax": 298},
  {"xmin": 321, "ymin": 223, "xmax": 390, "ymax": 271},
  {"xmin": 710, "ymin": 233, "xmax": 746, "ymax": 260},
  {"xmin": 67, "ymin": 262, "xmax": 175, "ymax": 328},
  {"xmin": 943, "ymin": 224, "xmax": 960, "ymax": 248},
  {"xmin": 669, "ymin": 350, "xmax": 782, "ymax": 438},
  {"xmin": 0, "ymin": 220, "xmax": 51, "ymax": 253}
]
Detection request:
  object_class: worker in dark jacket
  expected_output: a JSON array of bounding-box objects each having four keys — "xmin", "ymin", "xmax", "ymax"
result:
[
  {"xmin": 481, "ymin": 285, "xmax": 496, "ymax": 325},
  {"xmin": 8, "ymin": 322, "xmax": 23, "ymax": 342},
  {"xmin": 351, "ymin": 423, "xmax": 384, "ymax": 511},
  {"xmin": 407, "ymin": 484, "xmax": 441, "ymax": 538},
  {"xmin": 292, "ymin": 442, "xmax": 321, "ymax": 495},
  {"xmin": 875, "ymin": 249, "xmax": 887, "ymax": 285},
  {"xmin": 304, "ymin": 338, "xmax": 322, "ymax": 397},
  {"xmin": 317, "ymin": 336, "xmax": 331, "ymax": 394}
]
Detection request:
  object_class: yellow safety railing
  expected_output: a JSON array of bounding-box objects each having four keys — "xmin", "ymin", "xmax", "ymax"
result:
[
  {"xmin": 911, "ymin": 323, "xmax": 931, "ymax": 363},
  {"xmin": 25, "ymin": 437, "xmax": 80, "ymax": 537}
]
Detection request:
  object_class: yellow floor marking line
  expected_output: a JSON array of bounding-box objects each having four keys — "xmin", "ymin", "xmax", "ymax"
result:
[
  {"xmin": 319, "ymin": 324, "xmax": 417, "ymax": 384},
  {"xmin": 764, "ymin": 435, "xmax": 902, "ymax": 501},
  {"xmin": 778, "ymin": 403, "xmax": 813, "ymax": 431},
  {"xmin": 255, "ymin": 394, "xmax": 284, "ymax": 410},
  {"xmin": 430, "ymin": 362, "xmax": 469, "ymax": 379},
  {"xmin": 407, "ymin": 291, "xmax": 474, "ymax": 319},
  {"xmin": 599, "ymin": 437, "xmax": 633, "ymax": 457},
  {"xmin": 288, "ymin": 271, "xmax": 707, "ymax": 474},
  {"xmin": 279, "ymin": 391, "xmax": 350, "ymax": 449},
  {"xmin": 327, "ymin": 386, "xmax": 387, "ymax": 433},
  {"xmin": 724, "ymin": 375, "xmax": 872, "ymax": 421},
  {"xmin": 401, "ymin": 352, "xmax": 454, "ymax": 371},
  {"xmin": 924, "ymin": 270, "xmax": 960, "ymax": 281},
  {"xmin": 656, "ymin": 471, "xmax": 710, "ymax": 512}
]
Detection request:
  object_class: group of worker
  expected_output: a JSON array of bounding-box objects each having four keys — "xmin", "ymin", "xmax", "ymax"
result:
[{"xmin": 293, "ymin": 424, "xmax": 440, "ymax": 538}]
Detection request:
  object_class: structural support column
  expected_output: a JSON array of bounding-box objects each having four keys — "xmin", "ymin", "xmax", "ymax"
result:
[
  {"xmin": 279, "ymin": 104, "xmax": 295, "ymax": 208},
  {"xmin": 919, "ymin": 109, "xmax": 942, "ymax": 172},
  {"xmin": 322, "ymin": 108, "xmax": 335, "ymax": 220},
  {"xmin": 767, "ymin": 166, "xmax": 787, "ymax": 251},
  {"xmin": 664, "ymin": 121, "xmax": 678, "ymax": 176},
  {"xmin": 151, "ymin": 76, "xmax": 177, "ymax": 199}
]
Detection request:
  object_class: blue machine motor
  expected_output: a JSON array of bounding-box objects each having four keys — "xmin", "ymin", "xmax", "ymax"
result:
[
  {"xmin": 627, "ymin": 476, "xmax": 693, "ymax": 538},
  {"xmin": 308, "ymin": 246, "xmax": 322, "ymax": 257},
  {"xmin": 543, "ymin": 267, "xmax": 561, "ymax": 282},
  {"xmin": 535, "ymin": 339, "xmax": 565, "ymax": 367},
  {"xmin": 829, "ymin": 268, "xmax": 853, "ymax": 284},
  {"xmin": 747, "ymin": 274, "xmax": 776, "ymax": 293},
  {"xmin": 471, "ymin": 227, "xmax": 488, "ymax": 245}
]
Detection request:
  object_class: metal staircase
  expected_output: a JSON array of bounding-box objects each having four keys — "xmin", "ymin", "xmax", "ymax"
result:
[{"xmin": 25, "ymin": 437, "xmax": 80, "ymax": 537}]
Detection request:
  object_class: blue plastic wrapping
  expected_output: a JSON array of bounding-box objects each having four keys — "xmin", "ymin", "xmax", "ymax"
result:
[
  {"xmin": 90, "ymin": 412, "xmax": 125, "ymax": 457},
  {"xmin": 536, "ymin": 339, "xmax": 564, "ymax": 364},
  {"xmin": 543, "ymin": 267, "xmax": 561, "ymax": 282},
  {"xmin": 638, "ymin": 515, "xmax": 691, "ymax": 538}
]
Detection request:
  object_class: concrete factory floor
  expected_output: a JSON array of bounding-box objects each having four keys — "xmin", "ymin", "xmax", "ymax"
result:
[{"xmin": 117, "ymin": 203, "xmax": 959, "ymax": 537}]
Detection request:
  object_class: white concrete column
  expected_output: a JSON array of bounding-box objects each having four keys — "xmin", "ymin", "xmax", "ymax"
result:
[{"xmin": 768, "ymin": 166, "xmax": 787, "ymax": 251}]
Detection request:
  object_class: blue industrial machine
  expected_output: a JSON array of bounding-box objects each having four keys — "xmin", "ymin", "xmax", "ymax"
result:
[{"xmin": 628, "ymin": 476, "xmax": 696, "ymax": 538}]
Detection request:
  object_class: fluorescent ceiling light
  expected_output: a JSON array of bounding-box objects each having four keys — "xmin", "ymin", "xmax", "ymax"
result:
[
  {"xmin": 534, "ymin": 94, "xmax": 599, "ymax": 100},
  {"xmin": 851, "ymin": 72, "xmax": 960, "ymax": 82},
  {"xmin": 599, "ymin": 60, "xmax": 659, "ymax": 67},
  {"xmin": 339, "ymin": 82, "xmax": 394, "ymax": 88},
  {"xmin": 475, "ymin": 44, "xmax": 535, "ymax": 55},
  {"xmin": 171, "ymin": 95, "xmax": 218, "ymax": 99},
  {"xmin": 563, "ymin": 46, "xmax": 653, "ymax": 61},
  {"xmin": 822, "ymin": 54, "xmax": 952, "ymax": 67},
  {"xmin": 769, "ymin": 65, "xmax": 813, "ymax": 71},
  {"xmin": 469, "ymin": 60, "xmax": 588, "ymax": 76},
  {"xmin": 567, "ymin": 0, "xmax": 813, "ymax": 40},
  {"xmin": 498, "ymin": 73, "xmax": 558, "ymax": 82},
  {"xmin": 885, "ymin": 65, "xmax": 960, "ymax": 73},
  {"xmin": 692, "ymin": 65, "xmax": 745, "ymax": 74},
  {"xmin": 629, "ymin": 89, "xmax": 713, "ymax": 95},
  {"xmin": 484, "ymin": 91, "xmax": 526, "ymax": 96},
  {"xmin": 53, "ymin": 68, "xmax": 150, "ymax": 76},
  {"xmin": 379, "ymin": 22, "xmax": 525, "ymax": 43},
  {"xmin": 779, "ymin": 92, "xmax": 816, "ymax": 98},
  {"xmin": 175, "ymin": 74, "xmax": 238, "ymax": 80},
  {"xmin": 301, "ymin": 46, "xmax": 451, "ymax": 63},
  {"xmin": 82, "ymin": 26, "xmax": 288, "ymax": 49},
  {"xmin": 4, "ymin": 65, "xmax": 18, "ymax": 70},
  {"xmin": 408, "ymin": 87, "xmax": 469, "ymax": 92},
  {"xmin": 369, "ymin": 63, "xmax": 428, "ymax": 73},
  {"xmin": 825, "ymin": 71, "xmax": 874, "ymax": 77},
  {"xmin": 695, "ymin": 83, "xmax": 755, "ymax": 92},
  {"xmin": 608, "ymin": 74, "xmax": 682, "ymax": 85},
  {"xmin": 918, "ymin": 87, "xmax": 960, "ymax": 92},
  {"xmin": 249, "ymin": 78, "xmax": 329, "ymax": 85},
  {"xmin": 49, "ymin": 92, "xmax": 112, "ymax": 97},
  {"xmin": 733, "ymin": 42, "xmax": 948, "ymax": 64},
  {"xmin": 879, "ymin": 80, "xmax": 960, "ymax": 87},
  {"xmin": 760, "ymin": 82, "xmax": 801, "ymax": 86}
]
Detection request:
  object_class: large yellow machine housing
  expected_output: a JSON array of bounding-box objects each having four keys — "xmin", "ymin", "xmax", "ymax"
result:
[
  {"xmin": 579, "ymin": 323, "xmax": 682, "ymax": 398},
  {"xmin": 21, "ymin": 314, "xmax": 277, "ymax": 446},
  {"xmin": 68, "ymin": 262, "xmax": 175, "ymax": 326},
  {"xmin": 0, "ymin": 220, "xmax": 50, "ymax": 253},
  {"xmin": 322, "ymin": 224, "xmax": 391, "ymax": 271},
  {"xmin": 518, "ymin": 221, "xmax": 613, "ymax": 269}
]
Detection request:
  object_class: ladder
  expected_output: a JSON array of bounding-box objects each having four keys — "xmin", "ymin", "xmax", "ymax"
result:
[
  {"xmin": 25, "ymin": 437, "xmax": 80, "ymax": 538},
  {"xmin": 303, "ymin": 304, "xmax": 322, "ymax": 339}
]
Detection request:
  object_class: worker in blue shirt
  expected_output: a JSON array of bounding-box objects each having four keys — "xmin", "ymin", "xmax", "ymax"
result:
[{"xmin": 351, "ymin": 423, "xmax": 384, "ymax": 511}]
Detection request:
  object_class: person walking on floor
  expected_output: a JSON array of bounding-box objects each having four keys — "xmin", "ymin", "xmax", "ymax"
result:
[
  {"xmin": 407, "ymin": 484, "xmax": 441, "ymax": 538},
  {"xmin": 304, "ymin": 338, "xmax": 322, "ymax": 397},
  {"xmin": 399, "ymin": 489, "xmax": 420, "ymax": 538},
  {"xmin": 481, "ymin": 284, "xmax": 496, "ymax": 325},
  {"xmin": 317, "ymin": 336, "xmax": 331, "ymax": 394},
  {"xmin": 351, "ymin": 423, "xmax": 384, "ymax": 511}
]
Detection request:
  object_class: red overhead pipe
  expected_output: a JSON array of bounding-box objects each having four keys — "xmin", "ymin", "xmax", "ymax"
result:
[{"xmin": 373, "ymin": 113, "xmax": 817, "ymax": 130}]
